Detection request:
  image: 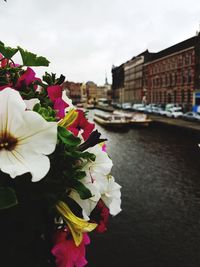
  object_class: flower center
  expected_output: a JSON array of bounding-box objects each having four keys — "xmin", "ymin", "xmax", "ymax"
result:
[{"xmin": 0, "ymin": 132, "xmax": 18, "ymax": 151}]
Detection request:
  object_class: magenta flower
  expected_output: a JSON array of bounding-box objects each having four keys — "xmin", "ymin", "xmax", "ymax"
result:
[
  {"xmin": 47, "ymin": 85, "xmax": 69, "ymax": 119},
  {"xmin": 0, "ymin": 53, "xmax": 8, "ymax": 67},
  {"xmin": 51, "ymin": 229, "xmax": 90, "ymax": 267},
  {"xmin": 67, "ymin": 109, "xmax": 95, "ymax": 140},
  {"xmin": 16, "ymin": 67, "xmax": 41, "ymax": 89},
  {"xmin": 91, "ymin": 199, "xmax": 110, "ymax": 233}
]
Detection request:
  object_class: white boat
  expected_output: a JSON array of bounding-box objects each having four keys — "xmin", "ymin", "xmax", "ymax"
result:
[
  {"xmin": 93, "ymin": 113, "xmax": 130, "ymax": 128},
  {"xmin": 86, "ymin": 103, "xmax": 95, "ymax": 109},
  {"xmin": 113, "ymin": 110, "xmax": 152, "ymax": 127},
  {"xmin": 94, "ymin": 111, "xmax": 152, "ymax": 128}
]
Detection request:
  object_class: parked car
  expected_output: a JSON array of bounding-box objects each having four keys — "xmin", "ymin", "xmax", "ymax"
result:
[
  {"xmin": 144, "ymin": 105, "xmax": 153, "ymax": 113},
  {"xmin": 151, "ymin": 107, "xmax": 163, "ymax": 114},
  {"xmin": 165, "ymin": 107, "xmax": 183, "ymax": 118},
  {"xmin": 132, "ymin": 103, "xmax": 145, "ymax": 111},
  {"xmin": 116, "ymin": 103, "xmax": 122, "ymax": 109},
  {"xmin": 159, "ymin": 109, "xmax": 169, "ymax": 116},
  {"xmin": 122, "ymin": 102, "xmax": 132, "ymax": 110},
  {"xmin": 181, "ymin": 112, "xmax": 200, "ymax": 121}
]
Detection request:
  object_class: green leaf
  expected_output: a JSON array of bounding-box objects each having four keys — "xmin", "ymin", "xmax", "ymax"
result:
[
  {"xmin": 79, "ymin": 151, "xmax": 96, "ymax": 161},
  {"xmin": 75, "ymin": 171, "xmax": 86, "ymax": 180},
  {"xmin": 58, "ymin": 126, "xmax": 81, "ymax": 147},
  {"xmin": 0, "ymin": 187, "xmax": 18, "ymax": 209},
  {"xmin": 0, "ymin": 42, "xmax": 18, "ymax": 59},
  {"xmin": 71, "ymin": 180, "xmax": 92, "ymax": 199},
  {"xmin": 55, "ymin": 74, "xmax": 65, "ymax": 85},
  {"xmin": 33, "ymin": 103, "xmax": 57, "ymax": 121},
  {"xmin": 18, "ymin": 46, "xmax": 50, "ymax": 67}
]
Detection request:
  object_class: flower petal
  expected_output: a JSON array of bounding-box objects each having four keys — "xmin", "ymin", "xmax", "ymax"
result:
[{"xmin": 0, "ymin": 149, "xmax": 50, "ymax": 181}]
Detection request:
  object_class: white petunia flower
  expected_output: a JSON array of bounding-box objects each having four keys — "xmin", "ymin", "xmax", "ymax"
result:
[
  {"xmin": 62, "ymin": 90, "xmax": 74, "ymax": 112},
  {"xmin": 0, "ymin": 88, "xmax": 57, "ymax": 182},
  {"xmin": 69, "ymin": 144, "xmax": 122, "ymax": 219},
  {"xmin": 24, "ymin": 98, "xmax": 40, "ymax": 110},
  {"xmin": 82, "ymin": 144, "xmax": 113, "ymax": 176},
  {"xmin": 101, "ymin": 176, "xmax": 122, "ymax": 216}
]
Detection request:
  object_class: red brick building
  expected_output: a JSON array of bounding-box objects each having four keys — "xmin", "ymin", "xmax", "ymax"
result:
[
  {"xmin": 112, "ymin": 33, "xmax": 200, "ymax": 111},
  {"xmin": 144, "ymin": 34, "xmax": 200, "ymax": 111},
  {"xmin": 62, "ymin": 81, "xmax": 82, "ymax": 104}
]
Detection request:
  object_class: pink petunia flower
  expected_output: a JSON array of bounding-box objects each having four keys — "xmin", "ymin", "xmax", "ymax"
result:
[
  {"xmin": 47, "ymin": 85, "xmax": 69, "ymax": 119},
  {"xmin": 0, "ymin": 54, "xmax": 8, "ymax": 67},
  {"xmin": 51, "ymin": 229, "xmax": 90, "ymax": 267},
  {"xmin": 16, "ymin": 67, "xmax": 41, "ymax": 89},
  {"xmin": 67, "ymin": 109, "xmax": 95, "ymax": 141}
]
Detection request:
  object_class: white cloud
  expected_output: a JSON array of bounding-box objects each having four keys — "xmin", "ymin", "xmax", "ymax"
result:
[{"xmin": 1, "ymin": 0, "xmax": 200, "ymax": 85}]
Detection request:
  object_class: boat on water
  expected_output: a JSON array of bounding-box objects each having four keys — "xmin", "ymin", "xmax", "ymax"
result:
[
  {"xmin": 94, "ymin": 111, "xmax": 152, "ymax": 128},
  {"xmin": 113, "ymin": 110, "xmax": 152, "ymax": 127},
  {"xmin": 93, "ymin": 113, "xmax": 130, "ymax": 128},
  {"xmin": 86, "ymin": 103, "xmax": 95, "ymax": 109}
]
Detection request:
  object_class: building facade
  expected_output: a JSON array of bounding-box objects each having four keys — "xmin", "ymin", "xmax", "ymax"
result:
[
  {"xmin": 112, "ymin": 33, "xmax": 200, "ymax": 110},
  {"xmin": 111, "ymin": 63, "xmax": 124, "ymax": 104},
  {"xmin": 62, "ymin": 81, "xmax": 82, "ymax": 104},
  {"xmin": 86, "ymin": 81, "xmax": 98, "ymax": 104},
  {"xmin": 124, "ymin": 50, "xmax": 153, "ymax": 103},
  {"xmin": 96, "ymin": 77, "xmax": 111, "ymax": 100},
  {"xmin": 144, "ymin": 34, "xmax": 200, "ymax": 110}
]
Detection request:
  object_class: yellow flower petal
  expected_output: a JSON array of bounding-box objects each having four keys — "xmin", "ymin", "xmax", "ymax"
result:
[
  {"xmin": 58, "ymin": 109, "xmax": 78, "ymax": 128},
  {"xmin": 56, "ymin": 200, "xmax": 97, "ymax": 246}
]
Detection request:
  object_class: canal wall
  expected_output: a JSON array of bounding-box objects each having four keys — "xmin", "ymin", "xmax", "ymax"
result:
[{"xmin": 149, "ymin": 114, "xmax": 200, "ymax": 136}]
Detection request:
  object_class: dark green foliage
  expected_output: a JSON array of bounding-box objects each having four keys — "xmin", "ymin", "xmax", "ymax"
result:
[
  {"xmin": 0, "ymin": 41, "xmax": 18, "ymax": 59},
  {"xmin": 18, "ymin": 46, "xmax": 50, "ymax": 67},
  {"xmin": 0, "ymin": 187, "xmax": 18, "ymax": 209}
]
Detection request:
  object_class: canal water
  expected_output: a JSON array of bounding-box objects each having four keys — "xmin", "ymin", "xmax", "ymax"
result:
[{"xmin": 87, "ymin": 109, "xmax": 200, "ymax": 267}]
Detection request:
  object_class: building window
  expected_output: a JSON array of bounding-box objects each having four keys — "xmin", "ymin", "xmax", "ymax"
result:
[
  {"xmin": 174, "ymin": 90, "xmax": 177, "ymax": 103},
  {"xmin": 188, "ymin": 53, "xmax": 192, "ymax": 65},
  {"xmin": 181, "ymin": 89, "xmax": 185, "ymax": 102},
  {"xmin": 181, "ymin": 70, "xmax": 185, "ymax": 85},
  {"xmin": 188, "ymin": 69, "xmax": 192, "ymax": 84},
  {"xmin": 185, "ymin": 55, "xmax": 189, "ymax": 65},
  {"xmin": 159, "ymin": 91, "xmax": 162, "ymax": 103},
  {"xmin": 174, "ymin": 72, "xmax": 177, "ymax": 85},
  {"xmin": 169, "ymin": 73, "xmax": 172, "ymax": 86},
  {"xmin": 167, "ymin": 93, "xmax": 172, "ymax": 103},
  {"xmin": 187, "ymin": 89, "xmax": 191, "ymax": 103},
  {"xmin": 156, "ymin": 92, "xmax": 158, "ymax": 102},
  {"xmin": 164, "ymin": 91, "xmax": 167, "ymax": 103},
  {"xmin": 166, "ymin": 74, "xmax": 168, "ymax": 86}
]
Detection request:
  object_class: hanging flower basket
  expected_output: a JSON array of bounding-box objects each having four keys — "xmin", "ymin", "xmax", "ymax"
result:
[{"xmin": 0, "ymin": 41, "xmax": 121, "ymax": 267}]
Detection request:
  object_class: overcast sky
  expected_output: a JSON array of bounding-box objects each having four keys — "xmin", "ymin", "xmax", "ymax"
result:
[{"xmin": 1, "ymin": 0, "xmax": 200, "ymax": 85}]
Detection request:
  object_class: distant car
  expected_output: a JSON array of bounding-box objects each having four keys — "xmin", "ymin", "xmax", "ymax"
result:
[
  {"xmin": 165, "ymin": 108, "xmax": 183, "ymax": 118},
  {"xmin": 144, "ymin": 106, "xmax": 153, "ymax": 113},
  {"xmin": 116, "ymin": 103, "xmax": 122, "ymax": 109},
  {"xmin": 122, "ymin": 102, "xmax": 132, "ymax": 110},
  {"xmin": 151, "ymin": 107, "xmax": 163, "ymax": 115},
  {"xmin": 159, "ymin": 109, "xmax": 169, "ymax": 116},
  {"xmin": 181, "ymin": 112, "xmax": 200, "ymax": 121},
  {"xmin": 132, "ymin": 104, "xmax": 146, "ymax": 112}
]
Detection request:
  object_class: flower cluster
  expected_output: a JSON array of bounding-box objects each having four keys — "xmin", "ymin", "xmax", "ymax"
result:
[{"xmin": 0, "ymin": 41, "xmax": 121, "ymax": 267}]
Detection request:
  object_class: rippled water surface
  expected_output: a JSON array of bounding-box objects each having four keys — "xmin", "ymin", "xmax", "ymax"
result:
[{"xmin": 87, "ymin": 110, "xmax": 200, "ymax": 267}]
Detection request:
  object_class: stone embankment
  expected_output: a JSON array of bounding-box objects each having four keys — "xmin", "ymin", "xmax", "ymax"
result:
[{"xmin": 149, "ymin": 114, "xmax": 200, "ymax": 135}]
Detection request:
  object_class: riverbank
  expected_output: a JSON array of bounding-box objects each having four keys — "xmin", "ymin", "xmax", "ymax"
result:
[{"xmin": 149, "ymin": 114, "xmax": 200, "ymax": 135}]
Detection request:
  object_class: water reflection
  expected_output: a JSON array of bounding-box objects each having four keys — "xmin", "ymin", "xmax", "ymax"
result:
[{"xmin": 87, "ymin": 109, "xmax": 200, "ymax": 267}]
